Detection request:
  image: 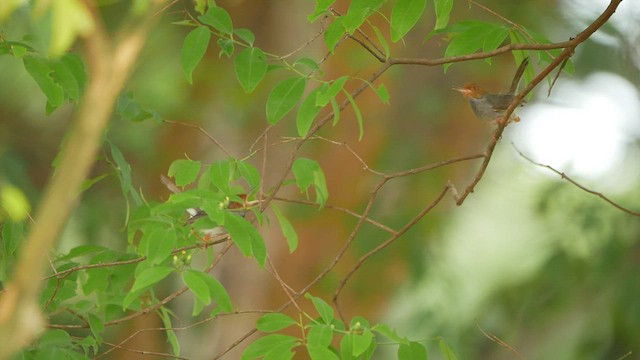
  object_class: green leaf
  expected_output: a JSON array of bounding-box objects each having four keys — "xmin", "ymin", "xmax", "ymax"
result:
[
  {"xmin": 374, "ymin": 83, "xmax": 390, "ymax": 104},
  {"xmin": 342, "ymin": 0, "xmax": 384, "ymax": 34},
  {"xmin": 116, "ymin": 91, "xmax": 159, "ymax": 123},
  {"xmin": 398, "ymin": 341, "xmax": 428, "ymax": 360},
  {"xmin": 316, "ymin": 76, "xmax": 348, "ymax": 106},
  {"xmin": 292, "ymin": 158, "xmax": 328, "ymax": 207},
  {"xmin": 256, "ymin": 313, "xmax": 297, "ymax": 332},
  {"xmin": 160, "ymin": 307, "xmax": 181, "ymax": 356},
  {"xmin": 307, "ymin": 324, "xmax": 333, "ymax": 348},
  {"xmin": 308, "ymin": 0, "xmax": 336, "ymax": 22},
  {"xmin": 235, "ymin": 28, "xmax": 256, "ymax": 45},
  {"xmin": 266, "ymin": 76, "xmax": 306, "ymax": 125},
  {"xmin": 23, "ymin": 56, "xmax": 64, "ymax": 113},
  {"xmin": 391, "ymin": 0, "xmax": 427, "ymax": 42},
  {"xmin": 109, "ymin": 142, "xmax": 143, "ymax": 207},
  {"xmin": 224, "ymin": 212, "xmax": 266, "ymax": 267},
  {"xmin": 183, "ymin": 269, "xmax": 212, "ymax": 305},
  {"xmin": 296, "ymin": 87, "xmax": 324, "ymax": 137},
  {"xmin": 48, "ymin": 57, "xmax": 80, "ymax": 101},
  {"xmin": 434, "ymin": 0, "xmax": 454, "ymax": 30},
  {"xmin": 217, "ymin": 38, "xmax": 235, "ymax": 58},
  {"xmin": 343, "ymin": 90, "xmax": 364, "ymax": 140},
  {"xmin": 372, "ymin": 25, "xmax": 390, "ymax": 59},
  {"xmin": 199, "ymin": 6, "xmax": 234, "ymax": 35},
  {"xmin": 2, "ymin": 220, "xmax": 23, "ymax": 257},
  {"xmin": 234, "ymin": 47, "xmax": 267, "ymax": 93},
  {"xmin": 324, "ymin": 17, "xmax": 345, "ymax": 53},
  {"xmin": 201, "ymin": 273, "xmax": 233, "ymax": 312},
  {"xmin": 350, "ymin": 328, "xmax": 373, "ymax": 357},
  {"xmin": 181, "ymin": 26, "xmax": 211, "ymax": 84},
  {"xmin": 442, "ymin": 22, "xmax": 508, "ymax": 71},
  {"xmin": 305, "ymin": 293, "xmax": 334, "ymax": 324},
  {"xmin": 209, "ymin": 160, "xmax": 232, "ymax": 193},
  {"xmin": 439, "ymin": 338, "xmax": 458, "ymax": 360},
  {"xmin": 241, "ymin": 334, "xmax": 300, "ymax": 360},
  {"xmin": 236, "ymin": 160, "xmax": 261, "ymax": 191},
  {"xmin": 294, "ymin": 57, "xmax": 320, "ymax": 72},
  {"xmin": 130, "ymin": 266, "xmax": 173, "ymax": 293},
  {"xmin": 140, "ymin": 227, "xmax": 176, "ymax": 265},
  {"xmin": 50, "ymin": 0, "xmax": 94, "ymax": 56},
  {"xmin": 0, "ymin": 185, "xmax": 30, "ymax": 222},
  {"xmin": 272, "ymin": 206, "xmax": 298, "ymax": 253},
  {"xmin": 372, "ymin": 323, "xmax": 409, "ymax": 344},
  {"xmin": 307, "ymin": 345, "xmax": 340, "ymax": 360},
  {"xmin": 168, "ymin": 159, "xmax": 202, "ymax": 187},
  {"xmin": 87, "ymin": 314, "xmax": 104, "ymax": 344}
]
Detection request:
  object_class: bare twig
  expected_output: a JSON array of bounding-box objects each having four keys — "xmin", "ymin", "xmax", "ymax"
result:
[
  {"xmin": 476, "ymin": 321, "xmax": 527, "ymax": 360},
  {"xmin": 163, "ymin": 119, "xmax": 233, "ymax": 157},
  {"xmin": 514, "ymin": 146, "xmax": 640, "ymax": 217}
]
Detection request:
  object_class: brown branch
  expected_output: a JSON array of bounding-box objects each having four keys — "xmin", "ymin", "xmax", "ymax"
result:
[
  {"xmin": 163, "ymin": 119, "xmax": 233, "ymax": 157},
  {"xmin": 514, "ymin": 146, "xmax": 640, "ymax": 217},
  {"xmin": 476, "ymin": 321, "xmax": 527, "ymax": 360}
]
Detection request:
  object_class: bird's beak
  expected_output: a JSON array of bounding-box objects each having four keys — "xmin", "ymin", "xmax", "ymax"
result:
[{"xmin": 453, "ymin": 87, "xmax": 471, "ymax": 97}]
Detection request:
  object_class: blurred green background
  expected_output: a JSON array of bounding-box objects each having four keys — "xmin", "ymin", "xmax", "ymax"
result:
[{"xmin": 1, "ymin": 0, "xmax": 639, "ymax": 359}]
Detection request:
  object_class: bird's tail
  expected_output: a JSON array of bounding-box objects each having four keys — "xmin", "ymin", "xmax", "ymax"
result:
[{"xmin": 508, "ymin": 57, "xmax": 529, "ymax": 94}]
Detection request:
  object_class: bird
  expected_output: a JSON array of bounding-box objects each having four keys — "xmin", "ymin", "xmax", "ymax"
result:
[
  {"xmin": 454, "ymin": 57, "xmax": 529, "ymax": 123},
  {"xmin": 160, "ymin": 174, "xmax": 260, "ymax": 239}
]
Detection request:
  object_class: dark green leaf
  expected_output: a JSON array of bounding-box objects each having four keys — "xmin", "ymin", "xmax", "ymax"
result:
[
  {"xmin": 88, "ymin": 314, "xmax": 104, "ymax": 344},
  {"xmin": 234, "ymin": 47, "xmax": 267, "ymax": 93},
  {"xmin": 256, "ymin": 313, "xmax": 297, "ymax": 332},
  {"xmin": 181, "ymin": 26, "xmax": 211, "ymax": 84},
  {"xmin": 266, "ymin": 76, "xmax": 306, "ymax": 124},
  {"xmin": 109, "ymin": 142, "xmax": 143, "ymax": 207},
  {"xmin": 217, "ymin": 38, "xmax": 235, "ymax": 58},
  {"xmin": 391, "ymin": 0, "xmax": 427, "ymax": 42},
  {"xmin": 23, "ymin": 56, "xmax": 64, "ymax": 112}
]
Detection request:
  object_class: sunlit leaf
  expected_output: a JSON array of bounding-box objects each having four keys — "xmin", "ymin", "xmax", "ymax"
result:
[
  {"xmin": 266, "ymin": 76, "xmax": 306, "ymax": 124},
  {"xmin": 168, "ymin": 159, "xmax": 202, "ymax": 187},
  {"xmin": 234, "ymin": 47, "xmax": 267, "ymax": 93},
  {"xmin": 181, "ymin": 26, "xmax": 211, "ymax": 84},
  {"xmin": 51, "ymin": 0, "xmax": 94, "ymax": 56},
  {"xmin": 256, "ymin": 313, "xmax": 297, "ymax": 332},
  {"xmin": 0, "ymin": 185, "xmax": 30, "ymax": 222},
  {"xmin": 391, "ymin": 0, "xmax": 427, "ymax": 42}
]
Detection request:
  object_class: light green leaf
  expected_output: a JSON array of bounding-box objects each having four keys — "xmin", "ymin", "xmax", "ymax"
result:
[
  {"xmin": 241, "ymin": 334, "xmax": 300, "ymax": 360},
  {"xmin": 372, "ymin": 25, "xmax": 390, "ymax": 59},
  {"xmin": 168, "ymin": 159, "xmax": 202, "ymax": 187},
  {"xmin": 129, "ymin": 266, "xmax": 173, "ymax": 294},
  {"xmin": 234, "ymin": 47, "xmax": 267, "ymax": 93},
  {"xmin": 342, "ymin": 0, "xmax": 384, "ymax": 34},
  {"xmin": 0, "ymin": 185, "xmax": 30, "ymax": 222},
  {"xmin": 272, "ymin": 206, "xmax": 298, "ymax": 253},
  {"xmin": 434, "ymin": 0, "xmax": 454, "ymax": 30},
  {"xmin": 374, "ymin": 83, "xmax": 390, "ymax": 104},
  {"xmin": 439, "ymin": 338, "xmax": 458, "ymax": 360},
  {"xmin": 372, "ymin": 323, "xmax": 409, "ymax": 344},
  {"xmin": 183, "ymin": 269, "xmax": 212, "ymax": 305},
  {"xmin": 343, "ymin": 90, "xmax": 364, "ymax": 140},
  {"xmin": 224, "ymin": 212, "xmax": 266, "ymax": 267},
  {"xmin": 51, "ymin": 0, "xmax": 94, "ymax": 56},
  {"xmin": 391, "ymin": 0, "xmax": 427, "ymax": 42},
  {"xmin": 217, "ymin": 38, "xmax": 235, "ymax": 58},
  {"xmin": 48, "ymin": 58, "xmax": 80, "ymax": 101},
  {"xmin": 266, "ymin": 76, "xmax": 306, "ymax": 124},
  {"xmin": 307, "ymin": 345, "xmax": 340, "ymax": 360},
  {"xmin": 109, "ymin": 142, "xmax": 143, "ymax": 207},
  {"xmin": 160, "ymin": 308, "xmax": 181, "ymax": 356},
  {"xmin": 292, "ymin": 158, "xmax": 328, "ymax": 207},
  {"xmin": 324, "ymin": 17, "xmax": 345, "ymax": 53},
  {"xmin": 294, "ymin": 57, "xmax": 320, "ymax": 72},
  {"xmin": 307, "ymin": 324, "xmax": 333, "ymax": 348},
  {"xmin": 87, "ymin": 314, "xmax": 104, "ymax": 344},
  {"xmin": 235, "ymin": 28, "xmax": 255, "ymax": 45},
  {"xmin": 141, "ymin": 227, "xmax": 176, "ymax": 265},
  {"xmin": 308, "ymin": 0, "xmax": 336, "ymax": 23},
  {"xmin": 201, "ymin": 273, "xmax": 232, "ymax": 312},
  {"xmin": 304, "ymin": 293, "xmax": 334, "ymax": 324},
  {"xmin": 199, "ymin": 6, "xmax": 233, "ymax": 35},
  {"xmin": 316, "ymin": 76, "xmax": 348, "ymax": 106},
  {"xmin": 256, "ymin": 313, "xmax": 297, "ymax": 332},
  {"xmin": 398, "ymin": 341, "xmax": 428, "ymax": 360},
  {"xmin": 296, "ymin": 87, "xmax": 324, "ymax": 137},
  {"xmin": 236, "ymin": 160, "xmax": 261, "ymax": 191},
  {"xmin": 350, "ymin": 328, "xmax": 373, "ymax": 357},
  {"xmin": 181, "ymin": 26, "xmax": 211, "ymax": 84},
  {"xmin": 209, "ymin": 160, "xmax": 232, "ymax": 193}
]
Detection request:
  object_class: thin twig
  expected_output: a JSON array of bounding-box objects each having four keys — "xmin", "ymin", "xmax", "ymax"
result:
[
  {"xmin": 163, "ymin": 119, "xmax": 233, "ymax": 157},
  {"xmin": 476, "ymin": 321, "xmax": 527, "ymax": 360},
  {"xmin": 514, "ymin": 146, "xmax": 640, "ymax": 216}
]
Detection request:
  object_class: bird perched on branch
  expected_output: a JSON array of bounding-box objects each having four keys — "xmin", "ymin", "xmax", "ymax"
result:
[{"xmin": 454, "ymin": 57, "xmax": 529, "ymax": 123}]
